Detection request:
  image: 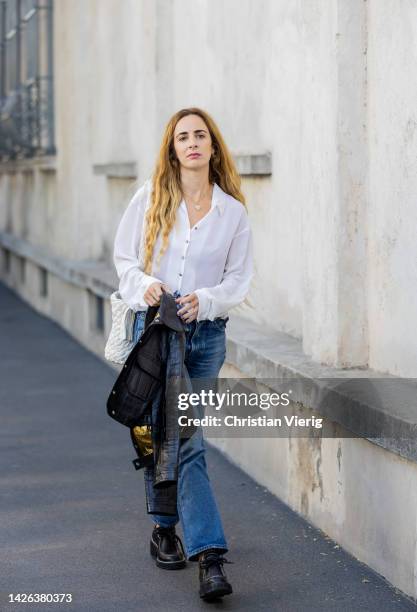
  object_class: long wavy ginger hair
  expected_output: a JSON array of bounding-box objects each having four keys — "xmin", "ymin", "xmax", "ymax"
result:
[{"xmin": 142, "ymin": 107, "xmax": 246, "ymax": 274}]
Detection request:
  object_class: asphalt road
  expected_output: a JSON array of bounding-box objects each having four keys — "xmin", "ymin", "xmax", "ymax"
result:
[{"xmin": 0, "ymin": 282, "xmax": 416, "ymax": 612}]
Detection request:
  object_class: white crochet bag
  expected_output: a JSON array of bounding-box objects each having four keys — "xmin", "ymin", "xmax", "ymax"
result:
[
  {"xmin": 104, "ymin": 179, "xmax": 152, "ymax": 364},
  {"xmin": 104, "ymin": 291, "xmax": 136, "ymax": 364}
]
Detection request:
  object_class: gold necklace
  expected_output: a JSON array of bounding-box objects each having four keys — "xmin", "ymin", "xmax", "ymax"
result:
[{"xmin": 183, "ymin": 183, "xmax": 212, "ymax": 211}]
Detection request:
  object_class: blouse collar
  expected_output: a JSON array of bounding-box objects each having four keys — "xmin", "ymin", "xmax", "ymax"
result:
[
  {"xmin": 212, "ymin": 182, "xmax": 227, "ymax": 216},
  {"xmin": 179, "ymin": 181, "xmax": 227, "ymax": 217}
]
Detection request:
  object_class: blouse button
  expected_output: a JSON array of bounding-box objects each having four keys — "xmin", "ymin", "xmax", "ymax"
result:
[{"xmin": 179, "ymin": 273, "xmax": 183, "ymax": 276}]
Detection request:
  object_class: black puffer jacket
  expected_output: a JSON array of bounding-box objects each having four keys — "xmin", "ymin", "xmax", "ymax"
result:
[{"xmin": 107, "ymin": 291, "xmax": 197, "ymax": 514}]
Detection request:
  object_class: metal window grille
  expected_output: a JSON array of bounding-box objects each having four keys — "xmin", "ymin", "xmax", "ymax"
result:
[{"xmin": 0, "ymin": 0, "xmax": 55, "ymax": 159}]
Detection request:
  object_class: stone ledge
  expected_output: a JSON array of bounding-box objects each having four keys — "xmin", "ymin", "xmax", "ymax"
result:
[
  {"xmin": 226, "ymin": 317, "xmax": 417, "ymax": 464},
  {"xmin": 0, "ymin": 231, "xmax": 117, "ymax": 298},
  {"xmin": 233, "ymin": 152, "xmax": 272, "ymax": 176},
  {"xmin": 0, "ymin": 156, "xmax": 57, "ymax": 173},
  {"xmin": 1, "ymin": 230, "xmax": 415, "ymax": 464},
  {"xmin": 93, "ymin": 162, "xmax": 138, "ymax": 179}
]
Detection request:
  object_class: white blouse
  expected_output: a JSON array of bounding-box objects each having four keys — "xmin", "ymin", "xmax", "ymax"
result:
[{"xmin": 113, "ymin": 179, "xmax": 253, "ymax": 321}]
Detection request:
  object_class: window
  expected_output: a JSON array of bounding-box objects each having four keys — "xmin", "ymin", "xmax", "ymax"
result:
[
  {"xmin": 95, "ymin": 295, "xmax": 105, "ymax": 332},
  {"xmin": 39, "ymin": 266, "xmax": 47, "ymax": 296},
  {"xmin": 18, "ymin": 254, "xmax": 25, "ymax": 283},
  {"xmin": 3, "ymin": 248, "xmax": 11, "ymax": 273},
  {"xmin": 0, "ymin": 0, "xmax": 55, "ymax": 159},
  {"xmin": 88, "ymin": 290, "xmax": 105, "ymax": 334}
]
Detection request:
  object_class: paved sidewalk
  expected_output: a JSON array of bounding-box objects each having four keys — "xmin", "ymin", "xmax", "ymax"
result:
[{"xmin": 0, "ymin": 282, "xmax": 416, "ymax": 612}]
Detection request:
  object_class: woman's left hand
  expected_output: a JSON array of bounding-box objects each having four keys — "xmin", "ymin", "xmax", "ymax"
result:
[{"xmin": 176, "ymin": 293, "xmax": 199, "ymax": 323}]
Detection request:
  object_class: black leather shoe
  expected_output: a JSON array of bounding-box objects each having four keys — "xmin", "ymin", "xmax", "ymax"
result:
[
  {"xmin": 198, "ymin": 550, "xmax": 233, "ymax": 601},
  {"xmin": 150, "ymin": 525, "xmax": 186, "ymax": 570}
]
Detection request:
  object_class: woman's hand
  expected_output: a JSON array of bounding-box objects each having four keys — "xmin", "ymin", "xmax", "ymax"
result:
[
  {"xmin": 144, "ymin": 282, "xmax": 171, "ymax": 306},
  {"xmin": 176, "ymin": 293, "xmax": 199, "ymax": 323}
]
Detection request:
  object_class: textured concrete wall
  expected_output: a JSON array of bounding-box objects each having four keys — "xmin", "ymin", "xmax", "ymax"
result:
[{"xmin": 366, "ymin": 0, "xmax": 417, "ymax": 376}]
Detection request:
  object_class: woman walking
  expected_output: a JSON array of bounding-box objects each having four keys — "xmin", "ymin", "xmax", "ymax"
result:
[{"xmin": 113, "ymin": 107, "xmax": 253, "ymax": 601}]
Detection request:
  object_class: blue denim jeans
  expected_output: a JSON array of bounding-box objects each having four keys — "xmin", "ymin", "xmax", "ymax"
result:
[{"xmin": 132, "ymin": 292, "xmax": 229, "ymax": 561}]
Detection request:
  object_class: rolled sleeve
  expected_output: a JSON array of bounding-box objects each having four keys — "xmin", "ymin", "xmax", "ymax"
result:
[{"xmin": 193, "ymin": 288, "xmax": 211, "ymax": 321}]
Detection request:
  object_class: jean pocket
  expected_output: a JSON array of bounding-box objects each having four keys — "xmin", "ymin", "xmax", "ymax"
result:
[{"xmin": 212, "ymin": 316, "xmax": 229, "ymax": 331}]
